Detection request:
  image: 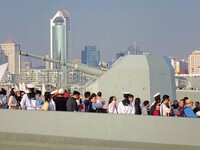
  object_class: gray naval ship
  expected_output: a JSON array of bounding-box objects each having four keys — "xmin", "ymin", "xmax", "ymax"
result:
[{"xmin": 0, "ymin": 54, "xmax": 199, "ymax": 150}]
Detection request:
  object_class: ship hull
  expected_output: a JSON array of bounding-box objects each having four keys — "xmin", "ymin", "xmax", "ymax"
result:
[{"xmin": 0, "ymin": 110, "xmax": 199, "ymax": 150}]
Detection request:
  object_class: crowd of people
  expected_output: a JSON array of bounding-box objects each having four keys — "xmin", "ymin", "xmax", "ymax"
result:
[{"xmin": 0, "ymin": 84, "xmax": 199, "ymax": 118}]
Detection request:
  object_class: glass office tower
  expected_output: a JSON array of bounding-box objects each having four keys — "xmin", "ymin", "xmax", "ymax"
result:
[
  {"xmin": 81, "ymin": 46, "xmax": 100, "ymax": 68},
  {"xmin": 50, "ymin": 9, "xmax": 71, "ymax": 69}
]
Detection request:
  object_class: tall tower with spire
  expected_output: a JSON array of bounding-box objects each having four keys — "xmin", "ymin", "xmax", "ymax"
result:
[{"xmin": 50, "ymin": 9, "xmax": 71, "ymax": 69}]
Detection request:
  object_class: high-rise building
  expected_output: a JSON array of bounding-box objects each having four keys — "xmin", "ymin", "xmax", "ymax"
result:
[
  {"xmin": 127, "ymin": 45, "xmax": 143, "ymax": 55},
  {"xmin": 81, "ymin": 46, "xmax": 100, "ymax": 68},
  {"xmin": 50, "ymin": 9, "xmax": 71, "ymax": 69},
  {"xmin": 0, "ymin": 48, "xmax": 7, "ymax": 65},
  {"xmin": 170, "ymin": 57, "xmax": 188, "ymax": 74},
  {"xmin": 0, "ymin": 40, "xmax": 20, "ymax": 75},
  {"xmin": 188, "ymin": 50, "xmax": 200, "ymax": 74}
]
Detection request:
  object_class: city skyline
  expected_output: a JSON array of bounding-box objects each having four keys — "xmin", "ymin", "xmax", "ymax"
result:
[{"xmin": 1, "ymin": 0, "xmax": 200, "ymax": 66}]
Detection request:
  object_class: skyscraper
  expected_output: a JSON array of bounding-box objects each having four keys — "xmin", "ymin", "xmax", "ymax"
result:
[
  {"xmin": 126, "ymin": 42, "xmax": 143, "ymax": 55},
  {"xmin": 0, "ymin": 40, "xmax": 20, "ymax": 75},
  {"xmin": 0, "ymin": 48, "xmax": 7, "ymax": 65},
  {"xmin": 188, "ymin": 50, "xmax": 200, "ymax": 74},
  {"xmin": 127, "ymin": 45, "xmax": 143, "ymax": 55},
  {"xmin": 50, "ymin": 9, "xmax": 71, "ymax": 69},
  {"xmin": 81, "ymin": 46, "xmax": 100, "ymax": 68}
]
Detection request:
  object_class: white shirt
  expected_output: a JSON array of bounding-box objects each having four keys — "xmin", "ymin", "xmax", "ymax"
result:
[
  {"xmin": 142, "ymin": 107, "xmax": 148, "ymax": 115},
  {"xmin": 118, "ymin": 101, "xmax": 135, "ymax": 114},
  {"xmin": 8, "ymin": 95, "xmax": 18, "ymax": 109},
  {"xmin": 160, "ymin": 103, "xmax": 170, "ymax": 116},
  {"xmin": 20, "ymin": 94, "xmax": 40, "ymax": 110},
  {"xmin": 49, "ymin": 98, "xmax": 56, "ymax": 111}
]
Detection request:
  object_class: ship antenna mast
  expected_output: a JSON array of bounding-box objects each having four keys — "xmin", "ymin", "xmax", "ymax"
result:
[{"xmin": 59, "ymin": 0, "xmax": 63, "ymax": 10}]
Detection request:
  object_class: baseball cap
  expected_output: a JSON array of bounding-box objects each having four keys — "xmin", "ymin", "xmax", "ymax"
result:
[{"xmin": 58, "ymin": 88, "xmax": 65, "ymax": 94}]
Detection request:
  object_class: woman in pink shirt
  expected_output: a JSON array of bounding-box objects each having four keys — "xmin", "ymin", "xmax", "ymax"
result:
[{"xmin": 108, "ymin": 96, "xmax": 117, "ymax": 114}]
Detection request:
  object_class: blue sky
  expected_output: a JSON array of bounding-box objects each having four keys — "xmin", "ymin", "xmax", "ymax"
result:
[{"xmin": 1, "ymin": 0, "xmax": 200, "ymax": 66}]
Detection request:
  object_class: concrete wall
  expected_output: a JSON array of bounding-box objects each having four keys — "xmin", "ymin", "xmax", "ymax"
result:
[{"xmin": 0, "ymin": 110, "xmax": 199, "ymax": 150}]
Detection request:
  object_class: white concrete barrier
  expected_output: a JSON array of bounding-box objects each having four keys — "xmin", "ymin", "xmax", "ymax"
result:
[{"xmin": 0, "ymin": 109, "xmax": 199, "ymax": 150}]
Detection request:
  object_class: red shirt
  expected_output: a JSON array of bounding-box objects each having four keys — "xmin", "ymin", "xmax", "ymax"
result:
[
  {"xmin": 154, "ymin": 110, "xmax": 160, "ymax": 116},
  {"xmin": 63, "ymin": 92, "xmax": 70, "ymax": 98}
]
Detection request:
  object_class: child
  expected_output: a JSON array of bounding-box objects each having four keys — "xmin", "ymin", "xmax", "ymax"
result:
[
  {"xmin": 42, "ymin": 92, "xmax": 51, "ymax": 111},
  {"xmin": 142, "ymin": 100, "xmax": 150, "ymax": 115}
]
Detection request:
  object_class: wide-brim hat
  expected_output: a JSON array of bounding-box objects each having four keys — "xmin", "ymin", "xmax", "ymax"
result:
[
  {"xmin": 122, "ymin": 92, "xmax": 130, "ymax": 95},
  {"xmin": 50, "ymin": 89, "xmax": 58, "ymax": 95},
  {"xmin": 153, "ymin": 92, "xmax": 160, "ymax": 98},
  {"xmin": 27, "ymin": 84, "xmax": 35, "ymax": 89}
]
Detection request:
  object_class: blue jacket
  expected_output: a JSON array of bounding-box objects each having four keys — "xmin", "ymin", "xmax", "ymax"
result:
[{"xmin": 184, "ymin": 106, "xmax": 198, "ymax": 118}]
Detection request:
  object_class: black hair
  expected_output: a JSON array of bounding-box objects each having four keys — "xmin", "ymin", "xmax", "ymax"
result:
[
  {"xmin": 84, "ymin": 91, "xmax": 91, "ymax": 98},
  {"xmin": 195, "ymin": 101, "xmax": 200, "ymax": 105},
  {"xmin": 108, "ymin": 96, "xmax": 115, "ymax": 105},
  {"xmin": 154, "ymin": 95, "xmax": 161, "ymax": 103},
  {"xmin": 183, "ymin": 97, "xmax": 189, "ymax": 101},
  {"xmin": 163, "ymin": 95, "xmax": 169, "ymax": 101},
  {"xmin": 89, "ymin": 93, "xmax": 97, "ymax": 101},
  {"xmin": 135, "ymin": 98, "xmax": 141, "ymax": 106},
  {"xmin": 128, "ymin": 94, "xmax": 134, "ymax": 98},
  {"xmin": 9, "ymin": 88, "xmax": 15, "ymax": 96},
  {"xmin": 36, "ymin": 90, "xmax": 42, "ymax": 95},
  {"xmin": 172, "ymin": 100, "xmax": 179, "ymax": 109},
  {"xmin": 73, "ymin": 91, "xmax": 80, "ymax": 96},
  {"xmin": 123, "ymin": 94, "xmax": 129, "ymax": 99},
  {"xmin": 1, "ymin": 88, "xmax": 7, "ymax": 95},
  {"xmin": 143, "ymin": 100, "xmax": 149, "ymax": 107},
  {"xmin": 97, "ymin": 91, "xmax": 102, "ymax": 97},
  {"xmin": 44, "ymin": 92, "xmax": 51, "ymax": 102},
  {"xmin": 28, "ymin": 88, "xmax": 35, "ymax": 93}
]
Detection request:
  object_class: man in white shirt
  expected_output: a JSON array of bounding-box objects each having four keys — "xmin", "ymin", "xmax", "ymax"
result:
[
  {"xmin": 49, "ymin": 90, "xmax": 58, "ymax": 111},
  {"xmin": 118, "ymin": 92, "xmax": 135, "ymax": 115},
  {"xmin": 160, "ymin": 95, "xmax": 172, "ymax": 116},
  {"xmin": 20, "ymin": 84, "xmax": 40, "ymax": 110}
]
